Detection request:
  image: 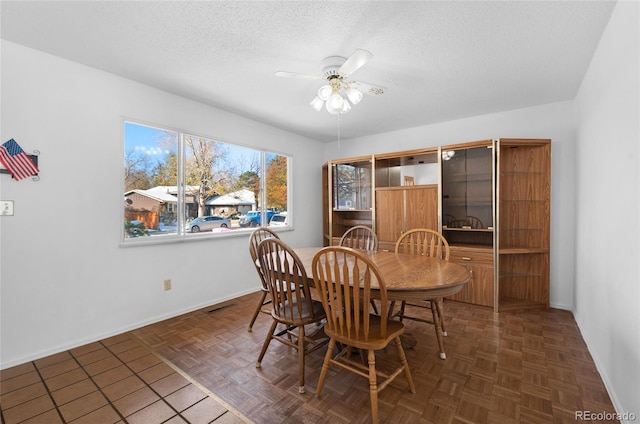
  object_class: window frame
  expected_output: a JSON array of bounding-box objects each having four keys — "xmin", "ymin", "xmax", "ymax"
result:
[{"xmin": 121, "ymin": 119, "xmax": 293, "ymax": 246}]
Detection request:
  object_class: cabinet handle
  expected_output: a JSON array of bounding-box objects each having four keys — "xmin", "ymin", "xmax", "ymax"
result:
[{"xmin": 462, "ymin": 257, "xmax": 472, "ymax": 261}]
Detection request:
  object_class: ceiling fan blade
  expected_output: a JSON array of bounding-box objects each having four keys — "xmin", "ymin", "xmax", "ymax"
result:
[
  {"xmin": 275, "ymin": 71, "xmax": 321, "ymax": 80},
  {"xmin": 338, "ymin": 49, "xmax": 373, "ymax": 77},
  {"xmin": 350, "ymin": 80, "xmax": 386, "ymax": 95}
]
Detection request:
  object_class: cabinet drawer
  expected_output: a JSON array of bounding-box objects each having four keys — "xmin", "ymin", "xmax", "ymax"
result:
[
  {"xmin": 450, "ymin": 249, "xmax": 493, "ymax": 266},
  {"xmin": 378, "ymin": 241, "xmax": 396, "ymax": 252}
]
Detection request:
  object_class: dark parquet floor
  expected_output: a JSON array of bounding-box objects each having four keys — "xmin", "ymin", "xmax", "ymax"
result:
[{"xmin": 128, "ymin": 293, "xmax": 618, "ymax": 424}]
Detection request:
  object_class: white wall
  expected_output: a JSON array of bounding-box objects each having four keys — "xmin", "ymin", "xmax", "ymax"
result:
[
  {"xmin": 325, "ymin": 101, "xmax": 577, "ymax": 311},
  {"xmin": 0, "ymin": 41, "xmax": 324, "ymax": 368},
  {"xmin": 574, "ymin": 1, "xmax": 640, "ymax": 420}
]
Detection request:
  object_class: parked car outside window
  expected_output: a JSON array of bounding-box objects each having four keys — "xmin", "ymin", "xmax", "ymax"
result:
[
  {"xmin": 185, "ymin": 215, "xmax": 230, "ymax": 233},
  {"xmin": 238, "ymin": 209, "xmax": 278, "ymax": 227},
  {"xmin": 269, "ymin": 212, "xmax": 288, "ymax": 227}
]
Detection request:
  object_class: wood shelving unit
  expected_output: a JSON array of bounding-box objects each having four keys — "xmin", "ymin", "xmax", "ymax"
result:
[
  {"xmin": 496, "ymin": 138, "xmax": 551, "ymax": 311},
  {"xmin": 323, "ymin": 138, "xmax": 551, "ymax": 312}
]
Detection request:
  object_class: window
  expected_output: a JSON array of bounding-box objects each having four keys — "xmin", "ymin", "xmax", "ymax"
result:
[{"xmin": 123, "ymin": 121, "xmax": 290, "ymax": 241}]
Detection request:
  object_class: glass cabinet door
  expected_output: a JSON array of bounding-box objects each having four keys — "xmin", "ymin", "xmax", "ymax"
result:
[
  {"xmin": 441, "ymin": 144, "xmax": 494, "ymax": 246},
  {"xmin": 332, "ymin": 161, "xmax": 372, "ymax": 210},
  {"xmin": 329, "ymin": 158, "xmax": 373, "ymax": 244}
]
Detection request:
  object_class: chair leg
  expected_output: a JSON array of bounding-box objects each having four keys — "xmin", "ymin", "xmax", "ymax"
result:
[
  {"xmin": 393, "ymin": 337, "xmax": 416, "ymax": 393},
  {"xmin": 316, "ymin": 338, "xmax": 336, "ymax": 398},
  {"xmin": 248, "ymin": 290, "xmax": 269, "ymax": 332},
  {"xmin": 430, "ymin": 303, "xmax": 446, "ymax": 359},
  {"xmin": 297, "ymin": 325, "xmax": 306, "ymax": 394},
  {"xmin": 256, "ymin": 319, "xmax": 278, "ymax": 367},
  {"xmin": 367, "ymin": 350, "xmax": 380, "ymax": 424}
]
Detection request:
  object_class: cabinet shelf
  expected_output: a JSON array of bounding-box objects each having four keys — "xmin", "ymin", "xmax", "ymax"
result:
[
  {"xmin": 499, "ymin": 199, "xmax": 547, "ymax": 203},
  {"xmin": 444, "ymin": 198, "xmax": 493, "ymax": 205},
  {"xmin": 446, "ymin": 173, "xmax": 493, "ymax": 182},
  {"xmin": 500, "ymin": 171, "xmax": 546, "ymax": 175},
  {"xmin": 443, "ymin": 227, "xmax": 493, "ymax": 232},
  {"xmin": 499, "ymin": 247, "xmax": 549, "ymax": 254},
  {"xmin": 499, "ymin": 271, "xmax": 545, "ymax": 278}
]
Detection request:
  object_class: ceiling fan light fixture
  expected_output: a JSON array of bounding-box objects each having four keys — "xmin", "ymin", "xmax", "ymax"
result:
[
  {"xmin": 277, "ymin": 49, "xmax": 385, "ymax": 115},
  {"xmin": 345, "ymin": 87, "xmax": 363, "ymax": 105},
  {"xmin": 310, "ymin": 96, "xmax": 324, "ymax": 112}
]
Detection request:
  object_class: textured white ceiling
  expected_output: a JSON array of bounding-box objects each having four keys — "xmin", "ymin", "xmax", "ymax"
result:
[{"xmin": 1, "ymin": 1, "xmax": 616, "ymax": 142}]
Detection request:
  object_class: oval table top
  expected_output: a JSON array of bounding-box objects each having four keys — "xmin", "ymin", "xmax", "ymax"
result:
[{"xmin": 294, "ymin": 247, "xmax": 471, "ymax": 302}]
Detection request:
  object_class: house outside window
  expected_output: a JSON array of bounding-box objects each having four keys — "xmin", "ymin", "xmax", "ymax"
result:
[{"xmin": 123, "ymin": 121, "xmax": 290, "ymax": 240}]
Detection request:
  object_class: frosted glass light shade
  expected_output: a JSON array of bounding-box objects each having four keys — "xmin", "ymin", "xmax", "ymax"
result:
[
  {"xmin": 346, "ymin": 87, "xmax": 363, "ymax": 105},
  {"xmin": 326, "ymin": 93, "xmax": 345, "ymax": 114},
  {"xmin": 317, "ymin": 85, "xmax": 332, "ymax": 101},
  {"xmin": 310, "ymin": 96, "xmax": 324, "ymax": 112}
]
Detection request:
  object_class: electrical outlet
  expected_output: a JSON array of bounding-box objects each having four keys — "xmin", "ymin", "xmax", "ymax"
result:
[
  {"xmin": 164, "ymin": 279, "xmax": 172, "ymax": 291},
  {"xmin": 1, "ymin": 200, "xmax": 14, "ymax": 216}
]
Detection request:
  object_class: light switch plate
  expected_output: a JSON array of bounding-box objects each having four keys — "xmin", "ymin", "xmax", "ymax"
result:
[{"xmin": 1, "ymin": 200, "xmax": 14, "ymax": 216}]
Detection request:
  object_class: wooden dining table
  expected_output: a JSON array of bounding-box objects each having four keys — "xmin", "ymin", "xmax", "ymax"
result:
[
  {"xmin": 293, "ymin": 246, "xmax": 471, "ymax": 358},
  {"xmin": 295, "ymin": 247, "xmax": 470, "ymax": 299}
]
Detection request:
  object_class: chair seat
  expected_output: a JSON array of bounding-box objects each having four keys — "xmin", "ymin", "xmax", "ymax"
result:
[
  {"xmin": 272, "ymin": 298, "xmax": 325, "ymax": 326},
  {"xmin": 324, "ymin": 314, "xmax": 405, "ymax": 351}
]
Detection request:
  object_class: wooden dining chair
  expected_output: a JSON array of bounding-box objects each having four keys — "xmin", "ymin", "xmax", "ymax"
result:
[
  {"xmin": 247, "ymin": 227, "xmax": 280, "ymax": 332},
  {"xmin": 255, "ymin": 238, "xmax": 328, "ymax": 394},
  {"xmin": 312, "ymin": 246, "xmax": 416, "ymax": 424},
  {"xmin": 339, "ymin": 225, "xmax": 378, "ymax": 251},
  {"xmin": 339, "ymin": 225, "xmax": 380, "ymax": 314},
  {"xmin": 394, "ymin": 228, "xmax": 451, "ymax": 359}
]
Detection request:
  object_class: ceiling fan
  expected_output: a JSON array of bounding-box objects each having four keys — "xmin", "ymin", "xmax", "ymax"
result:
[{"xmin": 275, "ymin": 49, "xmax": 386, "ymax": 115}]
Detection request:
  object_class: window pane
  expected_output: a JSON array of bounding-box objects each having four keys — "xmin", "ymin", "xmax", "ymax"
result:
[
  {"xmin": 185, "ymin": 135, "xmax": 265, "ymax": 232},
  {"xmin": 124, "ymin": 122, "xmax": 178, "ymax": 238}
]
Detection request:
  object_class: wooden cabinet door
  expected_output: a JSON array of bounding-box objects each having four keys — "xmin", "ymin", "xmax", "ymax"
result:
[
  {"xmin": 467, "ymin": 264, "xmax": 494, "ymax": 307},
  {"xmin": 449, "ymin": 248, "xmax": 494, "ymax": 308},
  {"xmin": 375, "ymin": 189, "xmax": 404, "ymax": 246},
  {"xmin": 405, "ymin": 186, "xmax": 438, "ymax": 231}
]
